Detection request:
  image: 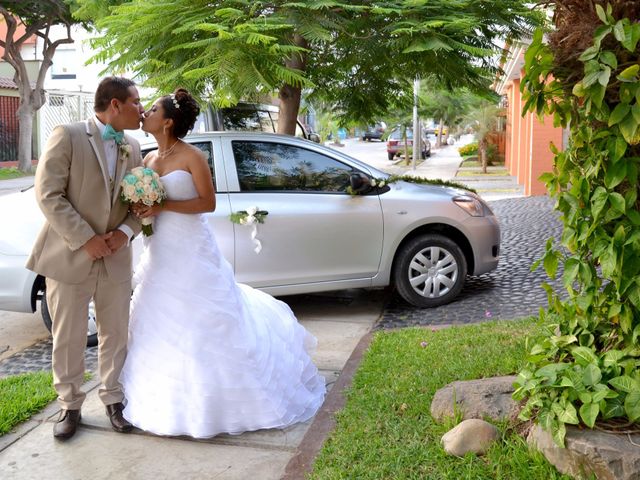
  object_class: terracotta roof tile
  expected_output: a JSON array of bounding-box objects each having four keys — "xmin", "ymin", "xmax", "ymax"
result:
[{"xmin": 0, "ymin": 77, "xmax": 18, "ymax": 89}]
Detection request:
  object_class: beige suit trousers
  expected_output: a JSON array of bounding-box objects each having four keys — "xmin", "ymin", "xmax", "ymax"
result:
[{"xmin": 47, "ymin": 259, "xmax": 131, "ymax": 410}]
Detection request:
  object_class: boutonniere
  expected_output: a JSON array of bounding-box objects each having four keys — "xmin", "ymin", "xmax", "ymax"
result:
[{"xmin": 119, "ymin": 142, "xmax": 132, "ymax": 160}]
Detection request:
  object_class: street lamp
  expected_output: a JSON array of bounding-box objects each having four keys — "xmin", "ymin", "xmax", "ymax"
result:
[{"xmin": 412, "ymin": 77, "xmax": 420, "ymax": 170}]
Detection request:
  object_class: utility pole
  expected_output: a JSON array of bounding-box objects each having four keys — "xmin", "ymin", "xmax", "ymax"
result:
[{"xmin": 412, "ymin": 77, "xmax": 420, "ymax": 170}]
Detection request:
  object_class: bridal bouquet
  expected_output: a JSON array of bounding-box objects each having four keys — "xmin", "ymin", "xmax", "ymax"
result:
[{"xmin": 120, "ymin": 167, "xmax": 166, "ymax": 236}]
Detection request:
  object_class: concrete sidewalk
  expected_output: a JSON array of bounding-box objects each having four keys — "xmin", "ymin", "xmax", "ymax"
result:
[
  {"xmin": 383, "ymin": 135, "xmax": 524, "ymax": 201},
  {"xmin": 0, "ymin": 290, "xmax": 384, "ymax": 480}
]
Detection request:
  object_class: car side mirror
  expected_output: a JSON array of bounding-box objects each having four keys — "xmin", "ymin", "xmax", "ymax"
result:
[
  {"xmin": 349, "ymin": 172, "xmax": 372, "ymax": 194},
  {"xmin": 309, "ymin": 133, "xmax": 321, "ymax": 143}
]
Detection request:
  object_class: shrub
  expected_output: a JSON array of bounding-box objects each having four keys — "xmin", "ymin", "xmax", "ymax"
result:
[
  {"xmin": 458, "ymin": 142, "xmax": 478, "ymax": 156},
  {"xmin": 514, "ymin": 7, "xmax": 640, "ymax": 447}
]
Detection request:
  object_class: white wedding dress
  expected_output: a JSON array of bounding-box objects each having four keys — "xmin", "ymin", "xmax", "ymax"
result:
[{"xmin": 120, "ymin": 170, "xmax": 326, "ymax": 438}]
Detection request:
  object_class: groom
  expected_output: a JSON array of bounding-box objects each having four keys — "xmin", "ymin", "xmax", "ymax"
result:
[{"xmin": 27, "ymin": 76, "xmax": 144, "ymax": 440}]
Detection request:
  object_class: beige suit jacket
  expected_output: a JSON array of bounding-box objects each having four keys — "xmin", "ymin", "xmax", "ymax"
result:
[{"xmin": 26, "ymin": 118, "xmax": 142, "ymax": 284}]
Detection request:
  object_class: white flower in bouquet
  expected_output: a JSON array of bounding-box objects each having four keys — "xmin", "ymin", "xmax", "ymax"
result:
[{"xmin": 120, "ymin": 167, "xmax": 166, "ymax": 236}]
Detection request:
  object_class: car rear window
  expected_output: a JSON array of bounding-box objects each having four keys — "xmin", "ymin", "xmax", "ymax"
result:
[{"xmin": 389, "ymin": 129, "xmax": 414, "ymax": 140}]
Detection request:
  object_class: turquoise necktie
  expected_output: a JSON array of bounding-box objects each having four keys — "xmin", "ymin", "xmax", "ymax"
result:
[{"xmin": 102, "ymin": 124, "xmax": 124, "ymax": 144}]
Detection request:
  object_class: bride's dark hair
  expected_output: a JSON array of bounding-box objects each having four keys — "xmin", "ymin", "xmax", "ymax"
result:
[{"xmin": 161, "ymin": 88, "xmax": 200, "ymax": 138}]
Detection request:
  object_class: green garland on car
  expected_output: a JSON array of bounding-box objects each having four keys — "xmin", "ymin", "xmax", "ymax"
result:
[
  {"xmin": 346, "ymin": 175, "xmax": 476, "ymax": 196},
  {"xmin": 513, "ymin": 6, "xmax": 640, "ymax": 448}
]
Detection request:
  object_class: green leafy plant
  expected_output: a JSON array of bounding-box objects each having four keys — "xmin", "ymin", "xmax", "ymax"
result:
[
  {"xmin": 514, "ymin": 4, "xmax": 640, "ymax": 447},
  {"xmin": 458, "ymin": 142, "xmax": 479, "ymax": 157}
]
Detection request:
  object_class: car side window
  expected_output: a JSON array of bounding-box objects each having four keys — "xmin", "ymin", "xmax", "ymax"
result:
[
  {"xmin": 220, "ymin": 108, "xmax": 261, "ymax": 131},
  {"xmin": 141, "ymin": 141, "xmax": 215, "ymax": 183},
  {"xmin": 190, "ymin": 141, "xmax": 215, "ymax": 181},
  {"xmin": 232, "ymin": 141, "xmax": 355, "ymax": 193}
]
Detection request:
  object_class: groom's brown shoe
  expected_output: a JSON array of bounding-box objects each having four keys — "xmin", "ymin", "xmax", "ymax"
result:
[
  {"xmin": 53, "ymin": 409, "xmax": 81, "ymax": 440},
  {"xmin": 106, "ymin": 402, "xmax": 133, "ymax": 433}
]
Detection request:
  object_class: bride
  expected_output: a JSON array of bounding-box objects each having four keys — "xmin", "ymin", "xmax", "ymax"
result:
[{"xmin": 120, "ymin": 88, "xmax": 326, "ymax": 438}]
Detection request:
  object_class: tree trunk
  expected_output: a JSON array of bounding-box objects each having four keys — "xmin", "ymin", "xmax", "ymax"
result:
[
  {"xmin": 278, "ymin": 83, "xmax": 302, "ymax": 136},
  {"xmin": 16, "ymin": 102, "xmax": 34, "ymax": 172},
  {"xmin": 437, "ymin": 118, "xmax": 444, "ymax": 147},
  {"xmin": 480, "ymin": 137, "xmax": 488, "ymax": 173},
  {"xmin": 403, "ymin": 126, "xmax": 410, "ymax": 166},
  {"xmin": 277, "ymin": 34, "xmax": 307, "ymax": 136}
]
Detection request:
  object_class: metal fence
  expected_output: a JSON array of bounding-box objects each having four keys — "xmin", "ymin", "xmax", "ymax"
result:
[
  {"xmin": 0, "ymin": 96, "xmax": 19, "ymax": 163},
  {"xmin": 39, "ymin": 91, "xmax": 94, "ymax": 154}
]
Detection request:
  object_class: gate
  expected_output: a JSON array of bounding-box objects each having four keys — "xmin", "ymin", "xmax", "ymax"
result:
[
  {"xmin": 0, "ymin": 96, "xmax": 19, "ymax": 163},
  {"xmin": 39, "ymin": 91, "xmax": 94, "ymax": 154}
]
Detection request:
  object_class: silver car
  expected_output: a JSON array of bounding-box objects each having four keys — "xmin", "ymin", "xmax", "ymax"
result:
[{"xmin": 0, "ymin": 132, "xmax": 500, "ymax": 346}]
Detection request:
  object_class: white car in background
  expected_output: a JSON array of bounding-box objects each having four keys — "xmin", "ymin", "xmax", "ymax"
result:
[{"xmin": 0, "ymin": 132, "xmax": 500, "ymax": 347}]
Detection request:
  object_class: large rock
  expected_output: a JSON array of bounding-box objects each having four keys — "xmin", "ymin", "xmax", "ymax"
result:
[
  {"xmin": 441, "ymin": 419, "xmax": 500, "ymax": 456},
  {"xmin": 528, "ymin": 424, "xmax": 640, "ymax": 480},
  {"xmin": 430, "ymin": 375, "xmax": 519, "ymax": 422}
]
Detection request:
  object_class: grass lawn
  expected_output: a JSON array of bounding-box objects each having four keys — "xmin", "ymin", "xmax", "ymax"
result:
[
  {"xmin": 0, "ymin": 371, "xmax": 92, "ymax": 436},
  {"xmin": 457, "ymin": 168, "xmax": 510, "ymax": 177},
  {"xmin": 309, "ymin": 319, "xmax": 571, "ymax": 480},
  {"xmin": 0, "ymin": 371, "xmax": 56, "ymax": 435},
  {"xmin": 460, "ymin": 159, "xmax": 506, "ymax": 168},
  {"xmin": 0, "ymin": 167, "xmax": 34, "ymax": 180}
]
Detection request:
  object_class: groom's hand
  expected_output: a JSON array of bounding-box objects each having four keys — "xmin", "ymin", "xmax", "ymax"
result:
[
  {"xmin": 105, "ymin": 230, "xmax": 128, "ymax": 253},
  {"xmin": 83, "ymin": 233, "xmax": 113, "ymax": 260}
]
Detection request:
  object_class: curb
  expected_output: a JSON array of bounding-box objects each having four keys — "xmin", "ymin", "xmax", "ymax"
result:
[
  {"xmin": 282, "ymin": 331, "xmax": 375, "ymax": 480},
  {"xmin": 0, "ymin": 376, "xmax": 101, "ymax": 453}
]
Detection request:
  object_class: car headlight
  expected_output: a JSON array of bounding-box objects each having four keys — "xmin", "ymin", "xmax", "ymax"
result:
[{"xmin": 453, "ymin": 195, "xmax": 485, "ymax": 217}]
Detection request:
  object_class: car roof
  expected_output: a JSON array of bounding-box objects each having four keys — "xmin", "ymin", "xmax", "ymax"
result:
[{"xmin": 139, "ymin": 131, "xmax": 388, "ymax": 177}]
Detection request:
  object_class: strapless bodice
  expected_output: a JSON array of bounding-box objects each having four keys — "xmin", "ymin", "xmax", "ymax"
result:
[{"xmin": 160, "ymin": 170, "xmax": 198, "ymax": 201}]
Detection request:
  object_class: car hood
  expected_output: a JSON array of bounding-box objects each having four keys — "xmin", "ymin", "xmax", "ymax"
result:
[
  {"xmin": 0, "ymin": 188, "xmax": 44, "ymax": 256},
  {"xmin": 391, "ymin": 180, "xmax": 471, "ymax": 198},
  {"xmin": 384, "ymin": 181, "xmax": 495, "ymax": 216}
]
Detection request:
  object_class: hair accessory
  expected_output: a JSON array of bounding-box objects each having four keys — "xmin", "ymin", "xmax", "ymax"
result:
[{"xmin": 169, "ymin": 93, "xmax": 180, "ymax": 109}]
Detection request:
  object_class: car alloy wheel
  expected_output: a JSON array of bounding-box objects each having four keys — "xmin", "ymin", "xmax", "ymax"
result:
[{"xmin": 393, "ymin": 234, "xmax": 467, "ymax": 307}]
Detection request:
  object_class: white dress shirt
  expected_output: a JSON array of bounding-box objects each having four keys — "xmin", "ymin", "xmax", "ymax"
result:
[{"xmin": 94, "ymin": 116, "xmax": 134, "ymax": 242}]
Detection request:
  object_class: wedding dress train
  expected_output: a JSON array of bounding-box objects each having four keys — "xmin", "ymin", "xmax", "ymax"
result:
[{"xmin": 120, "ymin": 170, "xmax": 326, "ymax": 438}]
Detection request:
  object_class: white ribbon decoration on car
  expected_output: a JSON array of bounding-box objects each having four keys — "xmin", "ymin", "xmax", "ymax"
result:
[{"xmin": 239, "ymin": 206, "xmax": 262, "ymax": 254}]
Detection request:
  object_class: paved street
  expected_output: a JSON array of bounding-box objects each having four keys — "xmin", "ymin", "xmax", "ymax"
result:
[
  {"xmin": 0, "ymin": 176, "xmax": 34, "ymax": 196},
  {"xmin": 380, "ymin": 195, "xmax": 563, "ymax": 328}
]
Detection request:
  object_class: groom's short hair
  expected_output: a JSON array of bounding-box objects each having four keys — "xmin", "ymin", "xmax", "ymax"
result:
[{"xmin": 94, "ymin": 77, "xmax": 136, "ymax": 113}]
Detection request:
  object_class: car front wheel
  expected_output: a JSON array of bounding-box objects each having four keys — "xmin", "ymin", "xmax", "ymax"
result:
[
  {"xmin": 393, "ymin": 234, "xmax": 467, "ymax": 308},
  {"xmin": 41, "ymin": 284, "xmax": 99, "ymax": 347}
]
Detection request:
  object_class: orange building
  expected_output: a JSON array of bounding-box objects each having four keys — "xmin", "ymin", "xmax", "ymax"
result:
[
  {"xmin": 496, "ymin": 44, "xmax": 564, "ymax": 196},
  {"xmin": 0, "ymin": 20, "xmax": 37, "ymax": 58}
]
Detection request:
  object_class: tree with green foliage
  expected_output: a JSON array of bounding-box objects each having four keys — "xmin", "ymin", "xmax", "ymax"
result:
[
  {"xmin": 513, "ymin": 1, "xmax": 640, "ymax": 447},
  {"xmin": 463, "ymin": 99, "xmax": 502, "ymax": 173},
  {"xmin": 73, "ymin": 0, "xmax": 542, "ymax": 134},
  {"xmin": 419, "ymin": 86, "xmax": 479, "ymax": 147},
  {"xmin": 0, "ymin": 0, "xmax": 82, "ymax": 172}
]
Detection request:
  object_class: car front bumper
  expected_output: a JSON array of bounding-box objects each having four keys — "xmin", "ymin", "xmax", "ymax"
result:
[{"xmin": 465, "ymin": 214, "xmax": 500, "ymax": 275}]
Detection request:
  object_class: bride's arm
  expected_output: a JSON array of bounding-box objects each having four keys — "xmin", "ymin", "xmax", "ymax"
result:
[{"xmin": 140, "ymin": 150, "xmax": 216, "ymax": 217}]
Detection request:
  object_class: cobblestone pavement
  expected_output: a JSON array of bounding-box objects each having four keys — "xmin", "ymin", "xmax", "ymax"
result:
[
  {"xmin": 379, "ymin": 195, "xmax": 565, "ymax": 328},
  {"xmin": 0, "ymin": 196, "xmax": 563, "ymax": 377},
  {"xmin": 0, "ymin": 339, "xmax": 98, "ymax": 378}
]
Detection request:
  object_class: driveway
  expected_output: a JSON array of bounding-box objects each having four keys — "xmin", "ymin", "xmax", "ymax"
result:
[{"xmin": 379, "ymin": 195, "xmax": 564, "ymax": 328}]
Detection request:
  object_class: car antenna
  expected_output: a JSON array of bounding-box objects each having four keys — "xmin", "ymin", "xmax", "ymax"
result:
[{"xmin": 21, "ymin": 184, "xmax": 34, "ymax": 192}]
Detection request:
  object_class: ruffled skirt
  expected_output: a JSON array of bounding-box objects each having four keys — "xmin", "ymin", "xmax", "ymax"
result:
[{"xmin": 120, "ymin": 211, "xmax": 326, "ymax": 438}]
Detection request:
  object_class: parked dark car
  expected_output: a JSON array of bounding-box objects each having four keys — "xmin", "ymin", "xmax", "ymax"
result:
[
  {"xmin": 362, "ymin": 122, "xmax": 386, "ymax": 141},
  {"xmin": 386, "ymin": 127, "xmax": 431, "ymax": 160},
  {"xmin": 196, "ymin": 102, "xmax": 321, "ymax": 143}
]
